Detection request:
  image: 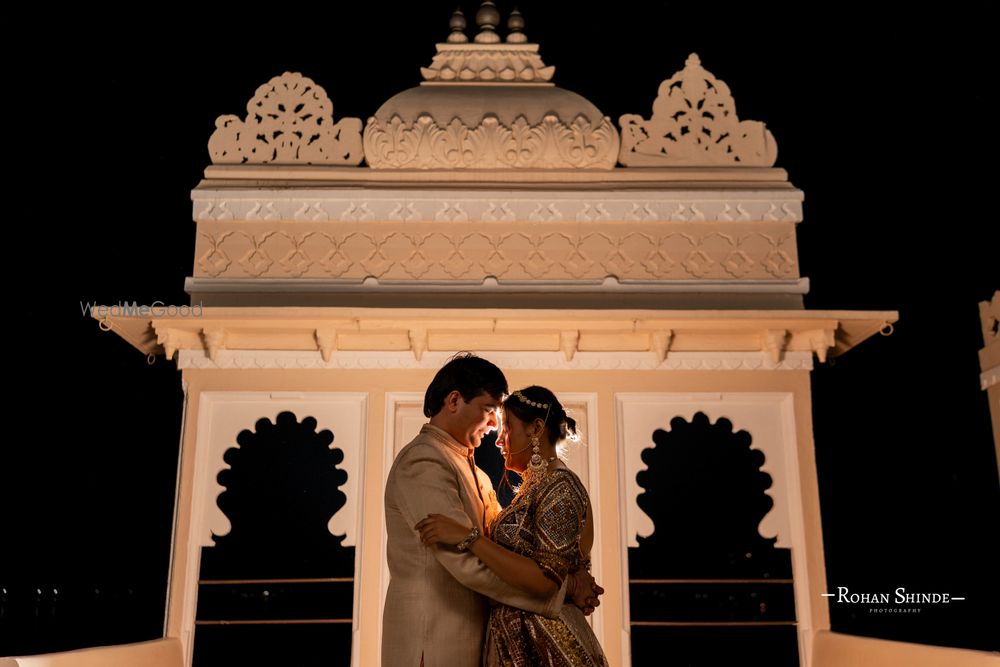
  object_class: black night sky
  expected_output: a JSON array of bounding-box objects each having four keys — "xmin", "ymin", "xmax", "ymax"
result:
[{"xmin": 6, "ymin": 1, "xmax": 998, "ymax": 659}]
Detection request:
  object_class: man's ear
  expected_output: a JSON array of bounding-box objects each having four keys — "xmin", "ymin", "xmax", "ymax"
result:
[{"xmin": 444, "ymin": 390, "xmax": 463, "ymax": 413}]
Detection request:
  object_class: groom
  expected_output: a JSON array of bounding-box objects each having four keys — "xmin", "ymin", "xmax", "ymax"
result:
[{"xmin": 382, "ymin": 353, "xmax": 601, "ymax": 667}]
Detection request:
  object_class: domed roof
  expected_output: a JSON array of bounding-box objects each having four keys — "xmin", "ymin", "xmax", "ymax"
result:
[
  {"xmin": 362, "ymin": 5, "xmax": 619, "ymax": 169},
  {"xmin": 373, "ymin": 83, "xmax": 606, "ymax": 131}
]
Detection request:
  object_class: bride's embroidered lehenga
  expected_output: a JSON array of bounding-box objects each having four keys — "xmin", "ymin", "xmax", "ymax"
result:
[{"xmin": 485, "ymin": 467, "xmax": 608, "ymax": 667}]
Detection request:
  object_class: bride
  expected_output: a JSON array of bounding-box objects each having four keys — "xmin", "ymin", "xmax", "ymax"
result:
[{"xmin": 417, "ymin": 386, "xmax": 608, "ymax": 666}]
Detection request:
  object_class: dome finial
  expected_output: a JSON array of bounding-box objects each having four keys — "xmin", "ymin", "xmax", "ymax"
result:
[
  {"xmin": 506, "ymin": 7, "xmax": 527, "ymax": 43},
  {"xmin": 474, "ymin": 1, "xmax": 501, "ymax": 44},
  {"xmin": 419, "ymin": 2, "xmax": 556, "ymax": 85},
  {"xmin": 447, "ymin": 7, "xmax": 468, "ymax": 44}
]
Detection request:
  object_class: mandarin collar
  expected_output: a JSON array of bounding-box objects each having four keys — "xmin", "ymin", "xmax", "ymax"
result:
[{"xmin": 421, "ymin": 423, "xmax": 474, "ymax": 457}]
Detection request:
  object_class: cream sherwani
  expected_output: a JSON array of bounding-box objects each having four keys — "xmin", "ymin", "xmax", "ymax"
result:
[{"xmin": 382, "ymin": 424, "xmax": 564, "ymax": 667}]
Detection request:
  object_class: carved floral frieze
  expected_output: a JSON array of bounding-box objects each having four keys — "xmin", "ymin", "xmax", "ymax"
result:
[{"xmin": 363, "ymin": 113, "xmax": 619, "ymax": 169}]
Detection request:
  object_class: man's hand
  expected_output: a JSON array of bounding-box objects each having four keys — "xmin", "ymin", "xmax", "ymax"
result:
[{"xmin": 567, "ymin": 569, "xmax": 604, "ymax": 615}]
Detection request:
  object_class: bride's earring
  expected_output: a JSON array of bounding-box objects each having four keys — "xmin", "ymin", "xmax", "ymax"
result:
[{"xmin": 527, "ymin": 429, "xmax": 546, "ymax": 475}]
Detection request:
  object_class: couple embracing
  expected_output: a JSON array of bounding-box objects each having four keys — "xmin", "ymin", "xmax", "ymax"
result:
[{"xmin": 382, "ymin": 354, "xmax": 608, "ymax": 666}]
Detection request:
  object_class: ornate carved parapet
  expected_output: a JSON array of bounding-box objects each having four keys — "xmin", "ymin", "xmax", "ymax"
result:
[
  {"xmin": 208, "ymin": 73, "xmax": 363, "ymax": 165},
  {"xmin": 619, "ymin": 54, "xmax": 777, "ymax": 167}
]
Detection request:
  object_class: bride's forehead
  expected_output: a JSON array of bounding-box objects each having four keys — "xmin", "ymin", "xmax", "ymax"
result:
[{"xmin": 500, "ymin": 407, "xmax": 525, "ymax": 423}]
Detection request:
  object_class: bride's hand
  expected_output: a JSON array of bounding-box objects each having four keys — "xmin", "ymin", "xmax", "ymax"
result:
[
  {"xmin": 568, "ymin": 570, "xmax": 604, "ymax": 615},
  {"xmin": 415, "ymin": 514, "xmax": 474, "ymax": 546}
]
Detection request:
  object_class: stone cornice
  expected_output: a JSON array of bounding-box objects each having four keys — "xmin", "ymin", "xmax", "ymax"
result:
[
  {"xmin": 184, "ymin": 277, "xmax": 809, "ymax": 294},
  {"xmin": 197, "ymin": 164, "xmax": 793, "ymax": 188},
  {"xmin": 94, "ymin": 307, "xmax": 897, "ymax": 364}
]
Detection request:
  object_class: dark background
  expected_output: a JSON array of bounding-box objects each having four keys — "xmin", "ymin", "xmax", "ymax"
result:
[{"xmin": 5, "ymin": 1, "xmax": 998, "ymax": 657}]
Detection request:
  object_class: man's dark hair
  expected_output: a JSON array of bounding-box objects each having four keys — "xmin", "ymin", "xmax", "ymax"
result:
[{"xmin": 423, "ymin": 353, "xmax": 508, "ymax": 417}]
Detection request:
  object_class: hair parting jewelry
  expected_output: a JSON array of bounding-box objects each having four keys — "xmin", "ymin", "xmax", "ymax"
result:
[
  {"xmin": 509, "ymin": 390, "xmax": 549, "ymax": 410},
  {"xmin": 510, "ymin": 389, "xmax": 553, "ymax": 428}
]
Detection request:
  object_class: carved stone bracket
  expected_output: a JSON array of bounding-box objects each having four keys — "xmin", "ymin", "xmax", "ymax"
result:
[
  {"xmin": 980, "ymin": 291, "xmax": 1000, "ymax": 346},
  {"xmin": 315, "ymin": 328, "xmax": 338, "ymax": 363},
  {"xmin": 560, "ymin": 330, "xmax": 580, "ymax": 361},
  {"xmin": 983, "ymin": 368, "xmax": 999, "ymax": 391},
  {"xmin": 202, "ymin": 328, "xmax": 228, "ymax": 362},
  {"xmin": 409, "ymin": 328, "xmax": 428, "ymax": 361},
  {"xmin": 619, "ymin": 53, "xmax": 777, "ymax": 167},
  {"xmin": 155, "ymin": 326, "xmax": 182, "ymax": 361},
  {"xmin": 208, "ymin": 72, "xmax": 363, "ymax": 165},
  {"xmin": 761, "ymin": 329, "xmax": 788, "ymax": 364},
  {"xmin": 808, "ymin": 329, "xmax": 836, "ymax": 363},
  {"xmin": 651, "ymin": 330, "xmax": 674, "ymax": 364}
]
